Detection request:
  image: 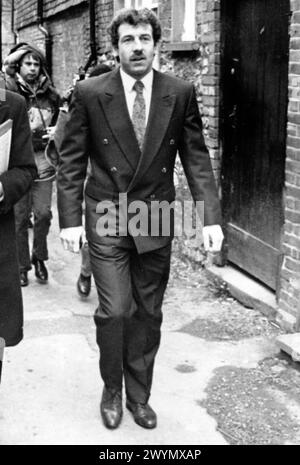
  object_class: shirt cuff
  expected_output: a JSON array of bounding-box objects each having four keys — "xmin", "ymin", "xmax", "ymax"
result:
[{"xmin": 0, "ymin": 182, "xmax": 4, "ymax": 202}]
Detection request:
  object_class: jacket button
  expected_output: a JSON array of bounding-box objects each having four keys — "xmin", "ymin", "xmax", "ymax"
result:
[
  {"xmin": 169, "ymin": 139, "xmax": 175, "ymax": 145},
  {"xmin": 110, "ymin": 166, "xmax": 117, "ymax": 172},
  {"xmin": 103, "ymin": 138, "xmax": 109, "ymax": 145},
  {"xmin": 161, "ymin": 167, "xmax": 167, "ymax": 173}
]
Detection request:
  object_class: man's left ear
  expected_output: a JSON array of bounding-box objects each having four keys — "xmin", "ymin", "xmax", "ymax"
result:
[{"xmin": 112, "ymin": 49, "xmax": 120, "ymax": 65}]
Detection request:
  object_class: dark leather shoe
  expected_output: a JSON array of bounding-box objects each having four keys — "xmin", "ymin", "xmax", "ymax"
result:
[
  {"xmin": 20, "ymin": 271, "xmax": 28, "ymax": 287},
  {"xmin": 77, "ymin": 273, "xmax": 91, "ymax": 298},
  {"xmin": 32, "ymin": 257, "xmax": 48, "ymax": 283},
  {"xmin": 126, "ymin": 400, "xmax": 157, "ymax": 429},
  {"xmin": 100, "ymin": 387, "xmax": 123, "ymax": 429}
]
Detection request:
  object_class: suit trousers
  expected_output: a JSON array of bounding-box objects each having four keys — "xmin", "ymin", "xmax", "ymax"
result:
[{"xmin": 89, "ymin": 236, "xmax": 171, "ymax": 404}]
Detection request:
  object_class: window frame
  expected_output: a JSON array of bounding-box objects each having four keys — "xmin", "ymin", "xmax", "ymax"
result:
[
  {"xmin": 162, "ymin": 0, "xmax": 199, "ymax": 52},
  {"xmin": 114, "ymin": 0, "xmax": 158, "ymax": 12}
]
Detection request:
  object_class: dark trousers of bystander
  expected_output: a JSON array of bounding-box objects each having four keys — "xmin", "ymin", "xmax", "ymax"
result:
[{"xmin": 14, "ymin": 179, "xmax": 53, "ymax": 271}]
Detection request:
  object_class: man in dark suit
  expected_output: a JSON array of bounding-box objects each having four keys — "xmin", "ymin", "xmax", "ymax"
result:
[
  {"xmin": 0, "ymin": 88, "xmax": 36, "ymax": 379},
  {"xmin": 58, "ymin": 8, "xmax": 223, "ymax": 430}
]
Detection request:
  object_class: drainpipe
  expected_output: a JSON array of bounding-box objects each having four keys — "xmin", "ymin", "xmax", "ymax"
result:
[
  {"xmin": 0, "ymin": 0, "xmax": 2, "ymax": 66},
  {"xmin": 83, "ymin": 0, "xmax": 97, "ymax": 73},
  {"xmin": 37, "ymin": 0, "xmax": 52, "ymax": 77},
  {"xmin": 11, "ymin": 0, "xmax": 18, "ymax": 44}
]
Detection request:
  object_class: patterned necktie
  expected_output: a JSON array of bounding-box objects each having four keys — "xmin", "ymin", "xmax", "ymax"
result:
[{"xmin": 132, "ymin": 80, "xmax": 146, "ymax": 150}]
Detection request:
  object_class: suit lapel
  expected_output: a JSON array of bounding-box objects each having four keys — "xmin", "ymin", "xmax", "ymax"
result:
[
  {"xmin": 97, "ymin": 69, "xmax": 140, "ymax": 171},
  {"xmin": 127, "ymin": 71, "xmax": 176, "ymax": 191},
  {"xmin": 97, "ymin": 69, "xmax": 176, "ymax": 191}
]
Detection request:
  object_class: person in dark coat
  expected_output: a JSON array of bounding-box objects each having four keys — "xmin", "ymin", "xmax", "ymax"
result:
[
  {"xmin": 58, "ymin": 8, "xmax": 224, "ymax": 430},
  {"xmin": 4, "ymin": 43, "xmax": 60, "ymax": 287},
  {"xmin": 0, "ymin": 89, "xmax": 36, "ymax": 350},
  {"xmin": 76, "ymin": 63, "xmax": 112, "ymax": 298}
]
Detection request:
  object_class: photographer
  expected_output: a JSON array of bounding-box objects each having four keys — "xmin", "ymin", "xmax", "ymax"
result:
[{"xmin": 4, "ymin": 44, "xmax": 60, "ymax": 286}]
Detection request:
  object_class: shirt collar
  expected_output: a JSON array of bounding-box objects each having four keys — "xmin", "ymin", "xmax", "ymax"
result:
[{"xmin": 120, "ymin": 68, "xmax": 154, "ymax": 93}]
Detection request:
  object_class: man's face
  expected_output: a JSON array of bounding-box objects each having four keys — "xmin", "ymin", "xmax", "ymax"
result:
[
  {"xmin": 19, "ymin": 54, "xmax": 41, "ymax": 83},
  {"xmin": 115, "ymin": 23, "xmax": 157, "ymax": 79}
]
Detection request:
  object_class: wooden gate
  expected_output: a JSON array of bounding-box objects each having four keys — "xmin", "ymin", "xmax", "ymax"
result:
[{"xmin": 221, "ymin": 0, "xmax": 290, "ymax": 290}]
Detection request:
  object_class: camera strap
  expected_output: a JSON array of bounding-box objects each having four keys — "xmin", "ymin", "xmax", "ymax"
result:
[{"xmin": 33, "ymin": 94, "xmax": 48, "ymax": 130}]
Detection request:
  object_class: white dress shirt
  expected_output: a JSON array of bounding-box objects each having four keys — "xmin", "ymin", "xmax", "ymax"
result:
[{"xmin": 120, "ymin": 68, "xmax": 153, "ymax": 126}]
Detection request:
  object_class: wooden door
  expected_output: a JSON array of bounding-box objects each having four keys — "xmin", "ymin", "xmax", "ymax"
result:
[{"xmin": 221, "ymin": 0, "xmax": 290, "ymax": 290}]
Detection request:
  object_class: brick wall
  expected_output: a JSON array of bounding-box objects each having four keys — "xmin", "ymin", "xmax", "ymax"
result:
[
  {"xmin": 96, "ymin": 0, "xmax": 114, "ymax": 54},
  {"xmin": 13, "ymin": 26, "xmax": 45, "ymax": 56},
  {"xmin": 1, "ymin": 0, "xmax": 15, "ymax": 58},
  {"xmin": 8, "ymin": 0, "xmax": 222, "ymax": 266},
  {"xmin": 197, "ymin": 0, "xmax": 221, "ymax": 180},
  {"xmin": 13, "ymin": 2, "xmax": 90, "ymax": 94},
  {"xmin": 7, "ymin": 0, "xmax": 300, "ymax": 327},
  {"xmin": 10, "ymin": 0, "xmax": 222, "ymax": 143},
  {"xmin": 15, "ymin": 0, "xmax": 36, "ymax": 29},
  {"xmin": 48, "ymin": 6, "xmax": 90, "ymax": 93},
  {"xmin": 277, "ymin": 0, "xmax": 300, "ymax": 330},
  {"xmin": 158, "ymin": 0, "xmax": 221, "ymax": 261},
  {"xmin": 15, "ymin": 0, "xmax": 87, "ymax": 29},
  {"xmin": 11, "ymin": 0, "xmax": 114, "ymax": 93},
  {"xmin": 159, "ymin": 0, "xmax": 221, "ymax": 181}
]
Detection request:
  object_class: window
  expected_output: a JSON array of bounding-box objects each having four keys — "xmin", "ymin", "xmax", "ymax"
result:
[
  {"xmin": 115, "ymin": 0, "xmax": 158, "ymax": 14},
  {"xmin": 161, "ymin": 0, "xmax": 198, "ymax": 51},
  {"xmin": 172, "ymin": 0, "xmax": 196, "ymax": 42}
]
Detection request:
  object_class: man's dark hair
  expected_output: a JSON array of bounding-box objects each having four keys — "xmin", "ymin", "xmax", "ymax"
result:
[
  {"xmin": 89, "ymin": 63, "xmax": 112, "ymax": 77},
  {"xmin": 20, "ymin": 52, "xmax": 42, "ymax": 69},
  {"xmin": 108, "ymin": 8, "xmax": 162, "ymax": 48}
]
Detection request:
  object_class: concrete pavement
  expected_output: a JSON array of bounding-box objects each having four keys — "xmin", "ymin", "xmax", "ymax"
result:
[{"xmin": 0, "ymin": 205, "xmax": 282, "ymax": 445}]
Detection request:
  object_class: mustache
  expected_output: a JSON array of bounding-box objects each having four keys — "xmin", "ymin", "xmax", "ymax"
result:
[{"xmin": 130, "ymin": 52, "xmax": 146, "ymax": 59}]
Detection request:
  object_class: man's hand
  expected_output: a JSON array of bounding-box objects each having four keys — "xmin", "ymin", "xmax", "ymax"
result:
[
  {"xmin": 60, "ymin": 226, "xmax": 84, "ymax": 253},
  {"xmin": 203, "ymin": 224, "xmax": 224, "ymax": 252},
  {"xmin": 42, "ymin": 126, "xmax": 56, "ymax": 142}
]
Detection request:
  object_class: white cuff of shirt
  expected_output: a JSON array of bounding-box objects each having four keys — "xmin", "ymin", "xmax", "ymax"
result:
[{"xmin": 0, "ymin": 182, "xmax": 4, "ymax": 202}]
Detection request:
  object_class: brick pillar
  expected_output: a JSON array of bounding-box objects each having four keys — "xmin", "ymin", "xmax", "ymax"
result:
[
  {"xmin": 1, "ymin": 0, "xmax": 15, "ymax": 60},
  {"xmin": 277, "ymin": 2, "xmax": 300, "ymax": 331},
  {"xmin": 197, "ymin": 0, "xmax": 221, "ymax": 184},
  {"xmin": 96, "ymin": 0, "xmax": 114, "ymax": 54}
]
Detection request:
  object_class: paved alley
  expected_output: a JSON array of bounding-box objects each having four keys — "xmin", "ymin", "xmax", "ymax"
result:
[{"xmin": 1, "ymin": 201, "xmax": 300, "ymax": 445}]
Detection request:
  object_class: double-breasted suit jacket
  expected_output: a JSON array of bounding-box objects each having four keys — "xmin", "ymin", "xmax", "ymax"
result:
[
  {"xmin": 57, "ymin": 68, "xmax": 221, "ymax": 250},
  {"xmin": 0, "ymin": 90, "xmax": 36, "ymax": 346}
]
